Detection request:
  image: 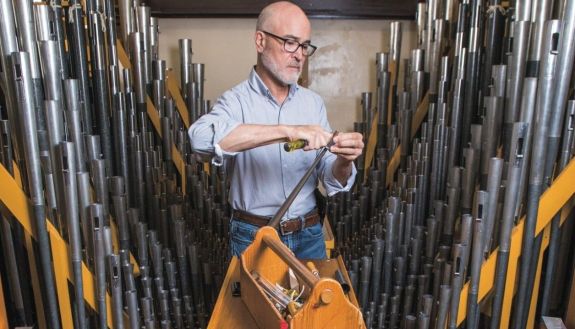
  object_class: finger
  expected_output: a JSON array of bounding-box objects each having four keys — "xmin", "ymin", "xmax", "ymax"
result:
[
  {"xmin": 330, "ymin": 146, "xmax": 363, "ymax": 157},
  {"xmin": 334, "ymin": 152, "xmax": 360, "ymax": 162},
  {"xmin": 335, "ymin": 138, "xmax": 364, "ymax": 150},
  {"xmin": 328, "ymin": 134, "xmax": 362, "ymax": 151}
]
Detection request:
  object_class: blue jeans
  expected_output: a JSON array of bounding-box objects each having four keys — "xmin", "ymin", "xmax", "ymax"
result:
[{"xmin": 229, "ymin": 218, "xmax": 327, "ymax": 259}]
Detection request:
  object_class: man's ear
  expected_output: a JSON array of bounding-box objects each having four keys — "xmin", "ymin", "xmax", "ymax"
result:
[{"xmin": 255, "ymin": 31, "xmax": 265, "ymax": 52}]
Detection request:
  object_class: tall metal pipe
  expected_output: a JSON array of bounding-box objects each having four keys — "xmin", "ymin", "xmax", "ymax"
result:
[
  {"xmin": 11, "ymin": 51, "xmax": 61, "ymax": 329},
  {"xmin": 118, "ymin": 0, "xmax": 135, "ymax": 51},
  {"xmin": 90, "ymin": 203, "xmax": 108, "ymax": 329},
  {"xmin": 502, "ymin": 21, "xmax": 531, "ymax": 160},
  {"xmin": 545, "ymin": 0, "xmax": 575, "ymax": 187},
  {"xmin": 59, "ymin": 141, "xmax": 86, "ymax": 328},
  {"xmin": 539, "ymin": 100, "xmax": 575, "ymax": 316},
  {"xmin": 0, "ymin": 0, "xmax": 23, "ymax": 169},
  {"xmin": 90, "ymin": 12, "xmax": 114, "ymax": 172},
  {"xmin": 512, "ymin": 19, "xmax": 561, "ymax": 329},
  {"xmin": 67, "ymin": 0, "xmax": 94, "ymax": 134},
  {"xmin": 137, "ymin": 5, "xmax": 152, "ymax": 88},
  {"xmin": 179, "ymin": 38, "xmax": 193, "ymax": 94},
  {"xmin": 490, "ymin": 122, "xmax": 528, "ymax": 329}
]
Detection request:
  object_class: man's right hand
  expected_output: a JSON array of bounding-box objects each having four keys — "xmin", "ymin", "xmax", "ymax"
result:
[
  {"xmin": 287, "ymin": 125, "xmax": 332, "ymax": 150},
  {"xmin": 219, "ymin": 124, "xmax": 332, "ymax": 153}
]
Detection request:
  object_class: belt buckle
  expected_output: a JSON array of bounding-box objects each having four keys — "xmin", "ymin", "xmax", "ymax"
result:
[
  {"xmin": 279, "ymin": 220, "xmax": 293, "ymax": 236},
  {"xmin": 279, "ymin": 216, "xmax": 306, "ymax": 236}
]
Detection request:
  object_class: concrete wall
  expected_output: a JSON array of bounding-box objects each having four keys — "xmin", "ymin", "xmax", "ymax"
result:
[{"xmin": 157, "ymin": 18, "xmax": 416, "ymax": 132}]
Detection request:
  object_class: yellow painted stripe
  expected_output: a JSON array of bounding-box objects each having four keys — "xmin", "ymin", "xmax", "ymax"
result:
[
  {"xmin": 1, "ymin": 163, "xmax": 140, "ymax": 328},
  {"xmin": 0, "ymin": 164, "xmax": 34, "ymax": 234},
  {"xmin": 456, "ymin": 157, "xmax": 575, "ymax": 326},
  {"xmin": 48, "ymin": 224, "xmax": 74, "ymax": 329},
  {"xmin": 12, "ymin": 161, "xmax": 22, "ymax": 189},
  {"xmin": 500, "ymin": 224, "xmax": 521, "ymax": 329},
  {"xmin": 536, "ymin": 161, "xmax": 575, "ymax": 234}
]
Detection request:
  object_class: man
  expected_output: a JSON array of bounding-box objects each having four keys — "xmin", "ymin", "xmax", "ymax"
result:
[{"xmin": 188, "ymin": 1, "xmax": 364, "ymax": 259}]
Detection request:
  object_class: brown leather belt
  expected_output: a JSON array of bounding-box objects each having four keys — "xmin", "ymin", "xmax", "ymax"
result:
[{"xmin": 232, "ymin": 209, "xmax": 320, "ymax": 235}]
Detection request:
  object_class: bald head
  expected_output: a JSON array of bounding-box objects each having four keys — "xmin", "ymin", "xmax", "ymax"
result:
[
  {"xmin": 254, "ymin": 1, "xmax": 312, "ymax": 89},
  {"xmin": 256, "ymin": 1, "xmax": 310, "ymax": 33}
]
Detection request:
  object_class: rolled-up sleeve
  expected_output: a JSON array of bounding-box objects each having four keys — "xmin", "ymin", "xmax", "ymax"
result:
[
  {"xmin": 188, "ymin": 92, "xmax": 241, "ymax": 165},
  {"xmin": 319, "ymin": 152, "xmax": 357, "ymax": 196}
]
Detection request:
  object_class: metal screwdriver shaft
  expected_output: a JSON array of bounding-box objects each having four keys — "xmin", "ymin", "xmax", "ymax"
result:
[{"xmin": 268, "ymin": 131, "xmax": 338, "ymax": 229}]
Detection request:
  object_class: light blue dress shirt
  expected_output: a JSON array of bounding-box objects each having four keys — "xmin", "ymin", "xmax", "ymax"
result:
[{"xmin": 188, "ymin": 68, "xmax": 356, "ymax": 219}]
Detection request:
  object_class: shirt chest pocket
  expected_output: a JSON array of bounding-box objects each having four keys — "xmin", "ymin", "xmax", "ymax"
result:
[{"xmin": 284, "ymin": 150, "xmax": 316, "ymax": 174}]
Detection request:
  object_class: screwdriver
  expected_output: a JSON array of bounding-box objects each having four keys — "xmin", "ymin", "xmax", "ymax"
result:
[
  {"xmin": 284, "ymin": 139, "xmax": 308, "ymax": 152},
  {"xmin": 284, "ymin": 131, "xmax": 338, "ymax": 152}
]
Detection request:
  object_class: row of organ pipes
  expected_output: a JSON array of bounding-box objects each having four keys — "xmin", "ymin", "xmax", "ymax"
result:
[
  {"xmin": 344, "ymin": 0, "xmax": 575, "ymax": 328},
  {"xmin": 0, "ymin": 0, "xmax": 225, "ymax": 328},
  {"xmin": 0, "ymin": 0, "xmax": 574, "ymax": 328}
]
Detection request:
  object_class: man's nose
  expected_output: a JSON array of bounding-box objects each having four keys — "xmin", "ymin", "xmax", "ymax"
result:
[{"xmin": 293, "ymin": 46, "xmax": 304, "ymax": 61}]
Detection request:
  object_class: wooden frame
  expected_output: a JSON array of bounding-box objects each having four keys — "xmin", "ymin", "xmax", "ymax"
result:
[{"xmin": 148, "ymin": 0, "xmax": 418, "ymax": 19}]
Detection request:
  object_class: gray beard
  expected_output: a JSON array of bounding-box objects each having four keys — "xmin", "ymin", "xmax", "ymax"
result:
[{"xmin": 261, "ymin": 52, "xmax": 301, "ymax": 85}]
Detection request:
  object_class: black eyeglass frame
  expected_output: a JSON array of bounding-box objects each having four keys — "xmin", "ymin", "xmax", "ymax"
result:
[{"xmin": 259, "ymin": 30, "xmax": 318, "ymax": 56}]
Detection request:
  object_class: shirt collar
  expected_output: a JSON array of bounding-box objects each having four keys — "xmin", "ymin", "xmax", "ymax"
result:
[{"xmin": 248, "ymin": 67, "xmax": 300, "ymax": 100}]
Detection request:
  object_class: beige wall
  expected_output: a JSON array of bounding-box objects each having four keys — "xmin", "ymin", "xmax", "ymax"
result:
[{"xmin": 158, "ymin": 18, "xmax": 416, "ymax": 132}]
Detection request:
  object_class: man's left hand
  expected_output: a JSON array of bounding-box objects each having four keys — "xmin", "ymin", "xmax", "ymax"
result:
[{"xmin": 329, "ymin": 132, "xmax": 364, "ymax": 161}]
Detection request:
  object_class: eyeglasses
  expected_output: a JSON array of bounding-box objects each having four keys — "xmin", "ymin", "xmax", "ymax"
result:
[{"xmin": 260, "ymin": 30, "xmax": 317, "ymax": 57}]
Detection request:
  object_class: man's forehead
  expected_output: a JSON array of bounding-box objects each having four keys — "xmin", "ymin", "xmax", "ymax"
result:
[{"xmin": 273, "ymin": 22, "xmax": 311, "ymax": 41}]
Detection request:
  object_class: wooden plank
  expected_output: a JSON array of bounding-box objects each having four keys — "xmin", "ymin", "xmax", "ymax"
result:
[
  {"xmin": 119, "ymin": 38, "xmax": 189, "ymax": 195},
  {"xmin": 323, "ymin": 220, "xmax": 335, "ymax": 258},
  {"xmin": 117, "ymin": 39, "xmax": 131, "ymax": 69},
  {"xmin": 385, "ymin": 92, "xmax": 429, "ymax": 187},
  {"xmin": 149, "ymin": 0, "xmax": 417, "ymax": 19},
  {"xmin": 207, "ymin": 257, "xmax": 258, "ymax": 329},
  {"xmin": 166, "ymin": 69, "xmax": 190, "ymax": 127},
  {"xmin": 145, "ymin": 95, "xmax": 186, "ymax": 191},
  {"xmin": 363, "ymin": 111, "xmax": 379, "ymax": 182}
]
